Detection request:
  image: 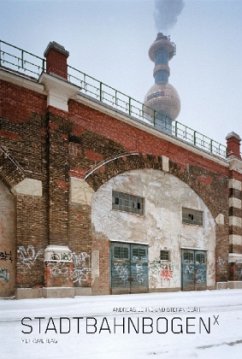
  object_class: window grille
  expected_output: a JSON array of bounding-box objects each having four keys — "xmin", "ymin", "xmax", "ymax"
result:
[
  {"xmin": 112, "ymin": 191, "xmax": 144, "ymax": 215},
  {"xmin": 160, "ymin": 250, "xmax": 170, "ymax": 261},
  {"xmin": 132, "ymin": 248, "xmax": 146, "ymax": 259},
  {"xmin": 113, "ymin": 246, "xmax": 129, "ymax": 259},
  {"xmin": 182, "ymin": 207, "xmax": 203, "ymax": 226}
]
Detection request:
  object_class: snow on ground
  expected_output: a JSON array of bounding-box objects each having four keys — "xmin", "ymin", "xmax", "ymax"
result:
[{"xmin": 0, "ymin": 289, "xmax": 242, "ymax": 359}]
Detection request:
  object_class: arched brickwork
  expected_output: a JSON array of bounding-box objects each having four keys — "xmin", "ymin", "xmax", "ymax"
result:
[
  {"xmin": 85, "ymin": 152, "xmax": 228, "ymax": 220},
  {"xmin": 84, "ymin": 152, "xmax": 229, "ymax": 283},
  {"xmin": 0, "ymin": 146, "xmax": 25, "ymax": 190}
]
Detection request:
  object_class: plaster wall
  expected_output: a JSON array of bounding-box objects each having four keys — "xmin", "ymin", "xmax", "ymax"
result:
[{"xmin": 91, "ymin": 169, "xmax": 216, "ymax": 290}]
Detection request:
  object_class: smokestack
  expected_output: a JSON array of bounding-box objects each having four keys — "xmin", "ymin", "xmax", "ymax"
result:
[
  {"xmin": 143, "ymin": 1, "xmax": 184, "ymax": 133},
  {"xmin": 144, "ymin": 33, "xmax": 180, "ymax": 133}
]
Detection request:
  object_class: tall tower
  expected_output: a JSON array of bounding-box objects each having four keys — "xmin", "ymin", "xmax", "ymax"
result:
[{"xmin": 144, "ymin": 33, "xmax": 181, "ymax": 133}]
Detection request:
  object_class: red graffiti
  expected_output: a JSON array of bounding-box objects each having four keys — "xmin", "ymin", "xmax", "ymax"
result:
[{"xmin": 160, "ymin": 265, "xmax": 173, "ymax": 280}]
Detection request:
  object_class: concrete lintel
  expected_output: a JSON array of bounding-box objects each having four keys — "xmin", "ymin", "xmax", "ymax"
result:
[
  {"xmin": 12, "ymin": 178, "xmax": 42, "ymax": 197},
  {"xmin": 70, "ymin": 177, "xmax": 94, "ymax": 205},
  {"xmin": 39, "ymin": 72, "xmax": 79, "ymax": 112},
  {"xmin": 44, "ymin": 245, "xmax": 72, "ymax": 262}
]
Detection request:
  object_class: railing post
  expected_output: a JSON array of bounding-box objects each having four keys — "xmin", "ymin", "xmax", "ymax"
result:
[
  {"xmin": 100, "ymin": 82, "xmax": 103, "ymax": 102},
  {"xmin": 194, "ymin": 131, "xmax": 197, "ymax": 146},
  {"xmin": 175, "ymin": 121, "xmax": 178, "ymax": 138},
  {"xmin": 21, "ymin": 49, "xmax": 24, "ymax": 69},
  {"xmin": 153, "ymin": 110, "xmax": 156, "ymax": 126},
  {"xmin": 42, "ymin": 58, "xmax": 45, "ymax": 73},
  {"xmin": 210, "ymin": 139, "xmax": 213, "ymax": 154},
  {"xmin": 128, "ymin": 97, "xmax": 131, "ymax": 116}
]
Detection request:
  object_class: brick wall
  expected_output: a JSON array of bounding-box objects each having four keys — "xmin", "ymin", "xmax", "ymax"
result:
[{"xmin": 1, "ymin": 67, "xmax": 241, "ymax": 296}]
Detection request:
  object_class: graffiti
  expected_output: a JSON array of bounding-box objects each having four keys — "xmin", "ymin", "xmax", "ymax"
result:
[
  {"xmin": 46, "ymin": 262, "xmax": 70, "ymax": 278},
  {"xmin": 0, "ymin": 268, "xmax": 9, "ymax": 282},
  {"xmin": 50, "ymin": 252, "xmax": 72, "ymax": 262},
  {"xmin": 71, "ymin": 252, "xmax": 91, "ymax": 285},
  {"xmin": 195, "ymin": 267, "xmax": 206, "ymax": 284},
  {"xmin": 46, "ymin": 251, "xmax": 91, "ymax": 286},
  {"xmin": 134, "ymin": 264, "xmax": 145, "ymax": 285},
  {"xmin": 17, "ymin": 245, "xmax": 44, "ymax": 269},
  {"xmin": 216, "ymin": 257, "xmax": 226, "ymax": 268},
  {"xmin": 184, "ymin": 264, "xmax": 194, "ymax": 279},
  {"xmin": 112, "ymin": 263, "xmax": 129, "ymax": 285},
  {"xmin": 149, "ymin": 259, "xmax": 174, "ymax": 286},
  {"xmin": 0, "ymin": 251, "xmax": 13, "ymax": 262},
  {"xmin": 160, "ymin": 264, "xmax": 173, "ymax": 280},
  {"xmin": 72, "ymin": 252, "xmax": 90, "ymax": 267}
]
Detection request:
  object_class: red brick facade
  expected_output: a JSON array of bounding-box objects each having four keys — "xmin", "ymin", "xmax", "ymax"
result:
[{"xmin": 0, "ymin": 41, "xmax": 242, "ymax": 298}]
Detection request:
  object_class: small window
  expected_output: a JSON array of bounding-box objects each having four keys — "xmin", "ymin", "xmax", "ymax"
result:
[
  {"xmin": 182, "ymin": 207, "xmax": 203, "ymax": 226},
  {"xmin": 160, "ymin": 250, "xmax": 170, "ymax": 261},
  {"xmin": 112, "ymin": 191, "xmax": 144, "ymax": 215},
  {"xmin": 114, "ymin": 246, "xmax": 129, "ymax": 259}
]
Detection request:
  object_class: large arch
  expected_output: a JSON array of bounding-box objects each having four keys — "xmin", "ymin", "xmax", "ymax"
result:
[
  {"xmin": 91, "ymin": 168, "xmax": 216, "ymax": 293},
  {"xmin": 0, "ymin": 180, "xmax": 16, "ymax": 297}
]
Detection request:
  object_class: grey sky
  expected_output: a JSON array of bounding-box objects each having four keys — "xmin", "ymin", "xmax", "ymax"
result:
[{"xmin": 1, "ymin": 0, "xmax": 242, "ymax": 145}]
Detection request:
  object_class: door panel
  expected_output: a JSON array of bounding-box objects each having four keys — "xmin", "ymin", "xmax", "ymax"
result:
[
  {"xmin": 111, "ymin": 243, "xmax": 148, "ymax": 294},
  {"xmin": 181, "ymin": 249, "xmax": 207, "ymax": 291},
  {"xmin": 130, "ymin": 245, "xmax": 148, "ymax": 293},
  {"xmin": 111, "ymin": 243, "xmax": 130, "ymax": 294}
]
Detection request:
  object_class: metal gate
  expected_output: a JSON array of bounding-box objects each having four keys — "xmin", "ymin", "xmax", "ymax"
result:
[
  {"xmin": 110, "ymin": 242, "xmax": 148, "ymax": 294},
  {"xmin": 181, "ymin": 249, "xmax": 207, "ymax": 291}
]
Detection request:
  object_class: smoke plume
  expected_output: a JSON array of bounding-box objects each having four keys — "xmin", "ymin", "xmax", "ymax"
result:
[{"xmin": 154, "ymin": 0, "xmax": 185, "ymax": 32}]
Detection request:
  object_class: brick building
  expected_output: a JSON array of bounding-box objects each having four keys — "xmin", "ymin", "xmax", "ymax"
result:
[{"xmin": 0, "ymin": 38, "xmax": 242, "ymax": 299}]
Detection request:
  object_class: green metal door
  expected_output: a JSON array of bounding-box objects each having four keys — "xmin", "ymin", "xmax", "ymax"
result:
[
  {"xmin": 181, "ymin": 249, "xmax": 207, "ymax": 291},
  {"xmin": 111, "ymin": 242, "xmax": 148, "ymax": 294}
]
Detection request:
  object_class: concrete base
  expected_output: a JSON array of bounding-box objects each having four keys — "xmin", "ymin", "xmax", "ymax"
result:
[
  {"xmin": 149, "ymin": 287, "xmax": 180, "ymax": 293},
  {"xmin": 16, "ymin": 288, "xmax": 44, "ymax": 299},
  {"xmin": 43, "ymin": 287, "xmax": 75, "ymax": 298},
  {"xmin": 74, "ymin": 287, "xmax": 92, "ymax": 296},
  {"xmin": 216, "ymin": 282, "xmax": 228, "ymax": 290},
  {"xmin": 227, "ymin": 281, "xmax": 242, "ymax": 289}
]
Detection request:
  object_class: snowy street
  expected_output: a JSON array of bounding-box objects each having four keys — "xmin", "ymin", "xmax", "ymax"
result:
[{"xmin": 0, "ymin": 289, "xmax": 242, "ymax": 359}]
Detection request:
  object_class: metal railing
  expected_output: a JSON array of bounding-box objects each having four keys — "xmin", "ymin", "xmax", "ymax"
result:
[
  {"xmin": 0, "ymin": 40, "xmax": 45, "ymax": 78},
  {"xmin": 67, "ymin": 65, "xmax": 227, "ymax": 159},
  {"xmin": 0, "ymin": 40, "xmax": 227, "ymax": 160}
]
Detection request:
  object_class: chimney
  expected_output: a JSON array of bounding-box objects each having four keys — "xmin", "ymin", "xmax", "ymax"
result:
[
  {"xmin": 44, "ymin": 41, "xmax": 69, "ymax": 80},
  {"xmin": 226, "ymin": 132, "xmax": 241, "ymax": 159}
]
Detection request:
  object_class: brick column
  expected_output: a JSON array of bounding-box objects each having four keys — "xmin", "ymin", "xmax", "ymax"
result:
[
  {"xmin": 44, "ymin": 41, "xmax": 69, "ymax": 79},
  {"xmin": 226, "ymin": 132, "xmax": 241, "ymax": 159},
  {"xmin": 226, "ymin": 132, "xmax": 242, "ymax": 288}
]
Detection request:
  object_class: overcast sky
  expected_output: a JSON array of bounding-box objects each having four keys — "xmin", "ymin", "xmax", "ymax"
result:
[{"xmin": 1, "ymin": 0, "xmax": 242, "ymax": 145}]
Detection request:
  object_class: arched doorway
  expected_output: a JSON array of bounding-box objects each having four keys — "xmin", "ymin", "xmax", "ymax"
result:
[{"xmin": 91, "ymin": 169, "xmax": 216, "ymax": 293}]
